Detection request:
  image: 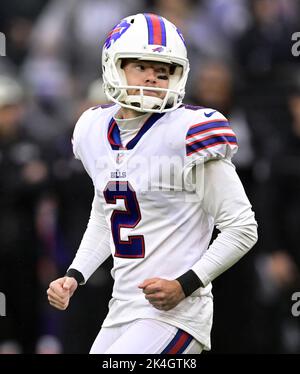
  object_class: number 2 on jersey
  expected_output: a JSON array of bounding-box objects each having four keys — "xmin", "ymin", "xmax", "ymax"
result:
[{"xmin": 103, "ymin": 181, "xmax": 145, "ymax": 258}]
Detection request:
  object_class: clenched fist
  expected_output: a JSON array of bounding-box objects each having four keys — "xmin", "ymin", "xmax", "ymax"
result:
[
  {"xmin": 139, "ymin": 278, "xmax": 185, "ymax": 311},
  {"xmin": 47, "ymin": 276, "xmax": 78, "ymax": 310}
]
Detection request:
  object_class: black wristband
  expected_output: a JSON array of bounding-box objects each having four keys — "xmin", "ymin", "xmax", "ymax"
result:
[
  {"xmin": 176, "ymin": 270, "xmax": 203, "ymax": 297},
  {"xmin": 65, "ymin": 269, "xmax": 85, "ymax": 285}
]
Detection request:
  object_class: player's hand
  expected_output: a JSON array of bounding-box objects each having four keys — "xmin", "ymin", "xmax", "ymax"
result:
[
  {"xmin": 47, "ymin": 276, "xmax": 78, "ymax": 310},
  {"xmin": 138, "ymin": 278, "xmax": 185, "ymax": 311}
]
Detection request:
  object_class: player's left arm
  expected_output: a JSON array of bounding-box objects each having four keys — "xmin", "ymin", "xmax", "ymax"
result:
[
  {"xmin": 139, "ymin": 109, "xmax": 258, "ymax": 311},
  {"xmin": 189, "ymin": 158, "xmax": 258, "ymax": 287},
  {"xmin": 182, "ymin": 110, "xmax": 257, "ymax": 292},
  {"xmin": 139, "ymin": 159, "xmax": 258, "ymax": 311}
]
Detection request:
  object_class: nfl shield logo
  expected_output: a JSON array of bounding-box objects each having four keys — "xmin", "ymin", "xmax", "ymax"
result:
[{"xmin": 116, "ymin": 152, "xmax": 125, "ymax": 164}]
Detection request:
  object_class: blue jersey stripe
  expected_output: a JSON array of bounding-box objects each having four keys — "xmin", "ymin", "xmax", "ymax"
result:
[
  {"xmin": 187, "ymin": 121, "xmax": 229, "ymax": 137},
  {"xmin": 186, "ymin": 135, "xmax": 237, "ymax": 155}
]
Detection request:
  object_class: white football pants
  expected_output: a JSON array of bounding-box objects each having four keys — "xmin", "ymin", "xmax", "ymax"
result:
[{"xmin": 90, "ymin": 319, "xmax": 203, "ymax": 354}]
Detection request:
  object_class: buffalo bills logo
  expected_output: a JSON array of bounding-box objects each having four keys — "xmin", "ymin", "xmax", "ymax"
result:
[
  {"xmin": 152, "ymin": 46, "xmax": 165, "ymax": 53},
  {"xmin": 104, "ymin": 20, "xmax": 131, "ymax": 49}
]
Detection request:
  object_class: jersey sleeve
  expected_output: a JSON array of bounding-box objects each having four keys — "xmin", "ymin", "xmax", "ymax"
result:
[
  {"xmin": 185, "ymin": 110, "xmax": 238, "ymax": 164},
  {"xmin": 191, "ymin": 159, "xmax": 258, "ymax": 287},
  {"xmin": 67, "ymin": 191, "xmax": 111, "ymax": 283}
]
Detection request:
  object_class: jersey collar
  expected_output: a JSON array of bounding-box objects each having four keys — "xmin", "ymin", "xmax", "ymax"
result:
[{"xmin": 107, "ymin": 113, "xmax": 165, "ymax": 150}]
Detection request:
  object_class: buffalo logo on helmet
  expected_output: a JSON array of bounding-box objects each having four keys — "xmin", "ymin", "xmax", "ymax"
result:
[
  {"xmin": 152, "ymin": 46, "xmax": 165, "ymax": 53},
  {"xmin": 104, "ymin": 20, "xmax": 131, "ymax": 49}
]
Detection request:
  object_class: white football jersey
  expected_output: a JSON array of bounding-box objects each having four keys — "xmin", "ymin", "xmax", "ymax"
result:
[{"xmin": 72, "ymin": 103, "xmax": 238, "ymax": 350}]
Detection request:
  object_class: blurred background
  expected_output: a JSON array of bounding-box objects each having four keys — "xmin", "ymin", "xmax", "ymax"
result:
[{"xmin": 0, "ymin": 0, "xmax": 300, "ymax": 354}]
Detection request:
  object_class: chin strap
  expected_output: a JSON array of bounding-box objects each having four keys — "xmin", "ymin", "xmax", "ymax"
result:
[{"xmin": 125, "ymin": 95, "xmax": 163, "ymax": 111}]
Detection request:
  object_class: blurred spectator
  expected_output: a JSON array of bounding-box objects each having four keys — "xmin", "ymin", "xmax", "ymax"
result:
[
  {"xmin": 26, "ymin": 0, "xmax": 146, "ymax": 94},
  {"xmin": 35, "ymin": 334, "xmax": 62, "ymax": 354},
  {"xmin": 0, "ymin": 75, "xmax": 51, "ymax": 353},
  {"xmin": 234, "ymin": 0, "xmax": 300, "ymax": 135},
  {"xmin": 21, "ymin": 51, "xmax": 74, "ymax": 140},
  {"xmin": 251, "ymin": 71, "xmax": 300, "ymax": 353},
  {"xmin": 75, "ymin": 78, "xmax": 110, "ymax": 117},
  {"xmin": 0, "ymin": 0, "xmax": 50, "ymax": 66},
  {"xmin": 236, "ymin": 0, "xmax": 298, "ymax": 77},
  {"xmin": 202, "ymin": 0, "xmax": 251, "ymax": 40},
  {"xmin": 5, "ymin": 18, "xmax": 32, "ymax": 66},
  {"xmin": 0, "ymin": 340, "xmax": 22, "ymax": 354}
]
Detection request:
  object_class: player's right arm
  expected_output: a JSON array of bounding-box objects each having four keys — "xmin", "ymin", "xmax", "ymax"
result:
[
  {"xmin": 48, "ymin": 108, "xmax": 111, "ymax": 309},
  {"xmin": 67, "ymin": 107, "xmax": 112, "ymax": 279},
  {"xmin": 66, "ymin": 191, "xmax": 111, "ymax": 283},
  {"xmin": 47, "ymin": 191, "xmax": 111, "ymax": 310}
]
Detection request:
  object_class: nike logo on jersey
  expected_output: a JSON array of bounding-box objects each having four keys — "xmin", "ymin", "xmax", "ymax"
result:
[{"xmin": 204, "ymin": 110, "xmax": 217, "ymax": 118}]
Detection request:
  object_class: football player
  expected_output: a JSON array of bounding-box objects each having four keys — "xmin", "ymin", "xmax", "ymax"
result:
[{"xmin": 47, "ymin": 13, "xmax": 258, "ymax": 354}]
